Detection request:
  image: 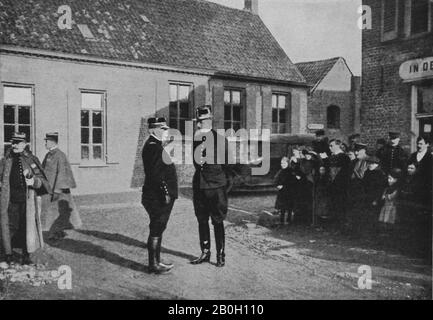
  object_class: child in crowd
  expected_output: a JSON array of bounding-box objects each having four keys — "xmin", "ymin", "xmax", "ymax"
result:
[
  {"xmin": 378, "ymin": 168, "xmax": 402, "ymax": 228},
  {"xmin": 274, "ymin": 157, "xmax": 296, "ymax": 225}
]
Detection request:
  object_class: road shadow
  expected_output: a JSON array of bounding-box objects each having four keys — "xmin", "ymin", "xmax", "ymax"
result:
[
  {"xmin": 75, "ymin": 229, "xmax": 197, "ymax": 261},
  {"xmin": 46, "ymin": 238, "xmax": 146, "ymax": 272}
]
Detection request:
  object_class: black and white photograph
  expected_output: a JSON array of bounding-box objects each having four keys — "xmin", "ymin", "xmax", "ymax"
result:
[{"xmin": 0, "ymin": 0, "xmax": 432, "ymax": 302}]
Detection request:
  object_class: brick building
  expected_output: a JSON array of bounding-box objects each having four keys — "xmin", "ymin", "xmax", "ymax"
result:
[
  {"xmin": 0, "ymin": 0, "xmax": 308, "ymax": 194},
  {"xmin": 296, "ymin": 57, "xmax": 361, "ymax": 141},
  {"xmin": 362, "ymin": 0, "xmax": 433, "ymax": 151}
]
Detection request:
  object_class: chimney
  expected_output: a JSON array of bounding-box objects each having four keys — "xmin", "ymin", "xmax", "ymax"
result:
[{"xmin": 244, "ymin": 0, "xmax": 259, "ymax": 15}]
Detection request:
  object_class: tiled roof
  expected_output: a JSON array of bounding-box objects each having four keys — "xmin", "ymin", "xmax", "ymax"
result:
[
  {"xmin": 295, "ymin": 57, "xmax": 341, "ymax": 87},
  {"xmin": 0, "ymin": 0, "xmax": 306, "ymax": 83}
]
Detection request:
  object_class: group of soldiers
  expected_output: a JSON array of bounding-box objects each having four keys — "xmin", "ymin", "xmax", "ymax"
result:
[
  {"xmin": 142, "ymin": 105, "xmax": 233, "ymax": 274},
  {"xmin": 0, "ymin": 132, "xmax": 81, "ymax": 265}
]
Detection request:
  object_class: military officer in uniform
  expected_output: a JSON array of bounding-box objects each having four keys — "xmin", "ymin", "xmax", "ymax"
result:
[
  {"xmin": 142, "ymin": 117, "xmax": 178, "ymax": 274},
  {"xmin": 381, "ymin": 132, "xmax": 408, "ymax": 175},
  {"xmin": 0, "ymin": 133, "xmax": 51, "ymax": 265},
  {"xmin": 41, "ymin": 132, "xmax": 82, "ymax": 240},
  {"xmin": 190, "ymin": 105, "xmax": 233, "ymax": 267}
]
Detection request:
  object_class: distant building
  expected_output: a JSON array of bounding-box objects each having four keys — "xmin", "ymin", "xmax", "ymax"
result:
[
  {"xmin": 296, "ymin": 57, "xmax": 361, "ymax": 141},
  {"xmin": 362, "ymin": 0, "xmax": 433, "ymax": 151},
  {"xmin": 0, "ymin": 0, "xmax": 308, "ymax": 194}
]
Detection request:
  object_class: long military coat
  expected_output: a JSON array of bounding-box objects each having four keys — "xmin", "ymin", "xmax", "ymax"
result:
[{"xmin": 0, "ymin": 150, "xmax": 51, "ymax": 255}]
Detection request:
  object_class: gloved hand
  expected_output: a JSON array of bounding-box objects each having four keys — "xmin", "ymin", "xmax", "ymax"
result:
[
  {"xmin": 23, "ymin": 169, "xmax": 34, "ymax": 186},
  {"xmin": 277, "ymin": 185, "xmax": 283, "ymax": 190},
  {"xmin": 164, "ymin": 194, "xmax": 171, "ymax": 205}
]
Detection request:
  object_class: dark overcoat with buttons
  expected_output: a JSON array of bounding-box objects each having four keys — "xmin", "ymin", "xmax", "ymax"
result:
[
  {"xmin": 0, "ymin": 149, "xmax": 51, "ymax": 255},
  {"xmin": 192, "ymin": 129, "xmax": 234, "ymax": 223},
  {"xmin": 142, "ymin": 135, "xmax": 178, "ymax": 203},
  {"xmin": 192, "ymin": 129, "xmax": 232, "ymax": 191},
  {"xmin": 381, "ymin": 144, "xmax": 408, "ymax": 174}
]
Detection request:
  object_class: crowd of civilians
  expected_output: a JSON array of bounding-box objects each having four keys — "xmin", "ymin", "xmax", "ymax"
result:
[{"xmin": 273, "ymin": 130, "xmax": 432, "ymax": 259}]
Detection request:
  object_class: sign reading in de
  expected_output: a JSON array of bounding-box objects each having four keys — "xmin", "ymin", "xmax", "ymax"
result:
[{"xmin": 399, "ymin": 57, "xmax": 433, "ymax": 82}]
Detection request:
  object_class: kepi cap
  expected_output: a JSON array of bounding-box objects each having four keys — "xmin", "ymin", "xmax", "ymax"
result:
[
  {"xmin": 389, "ymin": 131, "xmax": 400, "ymax": 139},
  {"xmin": 148, "ymin": 117, "xmax": 169, "ymax": 130},
  {"xmin": 45, "ymin": 132, "xmax": 59, "ymax": 142},
  {"xmin": 354, "ymin": 142, "xmax": 368, "ymax": 151},
  {"xmin": 194, "ymin": 105, "xmax": 213, "ymax": 121},
  {"xmin": 10, "ymin": 132, "xmax": 27, "ymax": 143}
]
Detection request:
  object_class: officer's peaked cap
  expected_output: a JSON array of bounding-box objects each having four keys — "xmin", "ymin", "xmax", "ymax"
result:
[
  {"xmin": 194, "ymin": 105, "xmax": 213, "ymax": 121},
  {"xmin": 148, "ymin": 117, "xmax": 169, "ymax": 130}
]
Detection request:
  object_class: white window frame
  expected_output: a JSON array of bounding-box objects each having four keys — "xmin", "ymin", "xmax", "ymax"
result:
[
  {"xmin": 271, "ymin": 92, "xmax": 291, "ymax": 134},
  {"xmin": 223, "ymin": 88, "xmax": 245, "ymax": 133},
  {"xmin": 168, "ymin": 82, "xmax": 193, "ymax": 136},
  {"xmin": 80, "ymin": 90, "xmax": 107, "ymax": 164},
  {"xmin": 2, "ymin": 84, "xmax": 34, "ymax": 156}
]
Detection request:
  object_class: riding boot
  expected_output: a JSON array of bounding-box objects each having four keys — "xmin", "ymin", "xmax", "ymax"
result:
[
  {"xmin": 190, "ymin": 222, "xmax": 211, "ymax": 264},
  {"xmin": 214, "ymin": 223, "xmax": 225, "ymax": 267},
  {"xmin": 148, "ymin": 236, "xmax": 171, "ymax": 274},
  {"xmin": 156, "ymin": 236, "xmax": 173, "ymax": 270}
]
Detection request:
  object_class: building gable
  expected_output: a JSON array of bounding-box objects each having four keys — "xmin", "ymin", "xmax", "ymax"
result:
[{"xmin": 316, "ymin": 58, "xmax": 353, "ymax": 92}]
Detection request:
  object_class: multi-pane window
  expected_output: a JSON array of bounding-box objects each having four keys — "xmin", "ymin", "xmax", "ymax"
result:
[
  {"xmin": 411, "ymin": 0, "xmax": 430, "ymax": 35},
  {"xmin": 224, "ymin": 89, "xmax": 243, "ymax": 131},
  {"xmin": 81, "ymin": 92, "xmax": 105, "ymax": 162},
  {"xmin": 327, "ymin": 105, "xmax": 341, "ymax": 129},
  {"xmin": 169, "ymin": 83, "xmax": 191, "ymax": 135},
  {"xmin": 3, "ymin": 86, "xmax": 32, "ymax": 154},
  {"xmin": 417, "ymin": 85, "xmax": 433, "ymax": 114},
  {"xmin": 272, "ymin": 93, "xmax": 291, "ymax": 134}
]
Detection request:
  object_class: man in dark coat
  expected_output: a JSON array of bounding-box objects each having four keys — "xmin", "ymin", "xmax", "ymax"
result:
[
  {"xmin": 347, "ymin": 143, "xmax": 369, "ymax": 232},
  {"xmin": 362, "ymin": 156, "xmax": 387, "ymax": 233},
  {"xmin": 407, "ymin": 136, "xmax": 432, "ymax": 259},
  {"xmin": 0, "ymin": 132, "xmax": 51, "ymax": 265},
  {"xmin": 190, "ymin": 105, "xmax": 233, "ymax": 267},
  {"xmin": 312, "ymin": 130, "xmax": 330, "ymax": 159},
  {"xmin": 41, "ymin": 132, "xmax": 82, "ymax": 240},
  {"xmin": 407, "ymin": 136, "xmax": 432, "ymax": 210},
  {"xmin": 142, "ymin": 117, "xmax": 178, "ymax": 274},
  {"xmin": 327, "ymin": 139, "xmax": 351, "ymax": 227},
  {"xmin": 381, "ymin": 132, "xmax": 408, "ymax": 175}
]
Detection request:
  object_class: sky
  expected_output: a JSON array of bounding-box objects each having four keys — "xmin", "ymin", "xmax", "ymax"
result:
[{"xmin": 208, "ymin": 0, "xmax": 362, "ymax": 75}]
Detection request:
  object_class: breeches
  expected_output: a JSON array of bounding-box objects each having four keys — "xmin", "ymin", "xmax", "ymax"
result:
[
  {"xmin": 142, "ymin": 198, "xmax": 175, "ymax": 237},
  {"xmin": 193, "ymin": 187, "xmax": 228, "ymax": 225}
]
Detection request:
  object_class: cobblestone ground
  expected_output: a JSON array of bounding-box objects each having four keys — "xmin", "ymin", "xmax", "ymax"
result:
[{"xmin": 0, "ymin": 191, "xmax": 431, "ymax": 300}]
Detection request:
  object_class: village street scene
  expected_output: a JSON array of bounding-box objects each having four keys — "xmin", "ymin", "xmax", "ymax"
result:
[{"xmin": 0, "ymin": 0, "xmax": 432, "ymax": 300}]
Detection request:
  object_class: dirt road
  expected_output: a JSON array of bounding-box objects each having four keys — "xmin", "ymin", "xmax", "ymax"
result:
[{"xmin": 1, "ymin": 191, "xmax": 431, "ymax": 300}]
